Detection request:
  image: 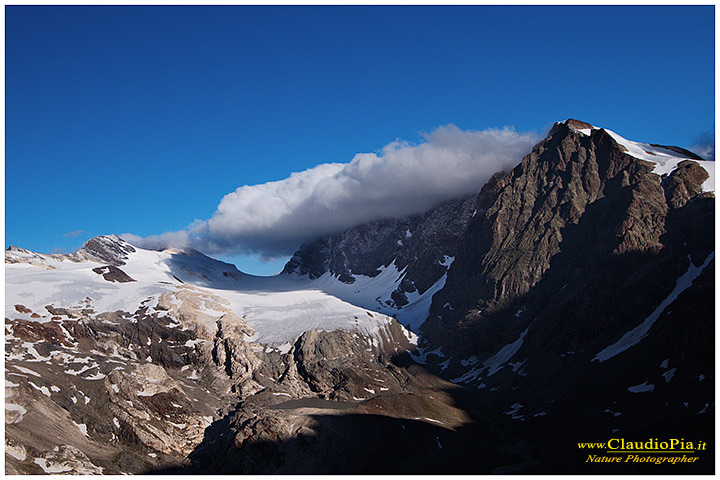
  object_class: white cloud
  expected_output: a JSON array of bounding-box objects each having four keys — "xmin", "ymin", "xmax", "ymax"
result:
[
  {"xmin": 128, "ymin": 124, "xmax": 540, "ymax": 256},
  {"xmin": 691, "ymin": 130, "xmax": 715, "ymax": 161},
  {"xmin": 63, "ymin": 229, "xmax": 86, "ymax": 238}
]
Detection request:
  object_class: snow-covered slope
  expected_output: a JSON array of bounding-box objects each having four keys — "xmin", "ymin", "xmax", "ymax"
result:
[
  {"xmin": 300, "ymin": 258, "xmax": 452, "ymax": 333},
  {"xmin": 5, "ymin": 235, "xmax": 410, "ymax": 347}
]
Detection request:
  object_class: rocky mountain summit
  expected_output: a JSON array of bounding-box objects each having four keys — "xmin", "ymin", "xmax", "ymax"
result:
[{"xmin": 5, "ymin": 119, "xmax": 714, "ymax": 474}]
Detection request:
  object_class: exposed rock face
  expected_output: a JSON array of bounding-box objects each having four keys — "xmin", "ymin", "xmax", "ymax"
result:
[
  {"xmin": 5, "ymin": 292, "xmax": 236, "ymax": 474},
  {"xmin": 663, "ymin": 159, "xmax": 710, "ymax": 208},
  {"xmin": 78, "ymin": 235, "xmax": 136, "ymax": 266},
  {"xmin": 397, "ymin": 122, "xmax": 714, "ymax": 473},
  {"xmin": 92, "ymin": 265, "xmax": 136, "ymax": 283},
  {"xmin": 283, "ymin": 193, "xmax": 481, "ymax": 298},
  {"xmin": 436, "ymin": 122, "xmax": 667, "ymax": 318},
  {"xmin": 421, "ymin": 122, "xmax": 712, "ymax": 348},
  {"xmin": 265, "ymin": 119, "xmax": 714, "ymax": 474}
]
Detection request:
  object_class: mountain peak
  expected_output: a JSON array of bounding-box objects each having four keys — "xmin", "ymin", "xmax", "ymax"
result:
[
  {"xmin": 546, "ymin": 118, "xmax": 597, "ymax": 138},
  {"xmin": 561, "ymin": 118, "xmax": 594, "ymax": 130},
  {"xmin": 78, "ymin": 234, "xmax": 136, "ymax": 266}
]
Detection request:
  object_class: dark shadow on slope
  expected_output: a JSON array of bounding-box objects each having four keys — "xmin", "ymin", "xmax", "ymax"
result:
[
  {"xmin": 145, "ymin": 340, "xmax": 714, "ymax": 475},
  {"xmin": 162, "ymin": 412, "xmax": 515, "ymax": 474},
  {"xmin": 145, "ymin": 362, "xmax": 526, "ymax": 475}
]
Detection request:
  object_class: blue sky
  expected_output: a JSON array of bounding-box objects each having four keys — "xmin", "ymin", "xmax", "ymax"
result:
[{"xmin": 5, "ymin": 5, "xmax": 715, "ymax": 275}]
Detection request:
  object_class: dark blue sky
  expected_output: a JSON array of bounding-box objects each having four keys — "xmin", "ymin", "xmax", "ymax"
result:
[{"xmin": 6, "ymin": 5, "xmax": 715, "ymax": 274}]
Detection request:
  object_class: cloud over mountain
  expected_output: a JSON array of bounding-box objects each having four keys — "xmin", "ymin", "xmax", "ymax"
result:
[
  {"xmin": 126, "ymin": 125, "xmax": 540, "ymax": 257},
  {"xmin": 691, "ymin": 129, "xmax": 715, "ymax": 161}
]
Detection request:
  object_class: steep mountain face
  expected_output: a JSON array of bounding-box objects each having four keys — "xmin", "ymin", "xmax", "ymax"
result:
[
  {"xmin": 5, "ymin": 119, "xmax": 714, "ymax": 474},
  {"xmin": 424, "ymin": 121, "xmax": 712, "ymax": 345},
  {"xmin": 423, "ymin": 120, "xmax": 713, "ymax": 357}
]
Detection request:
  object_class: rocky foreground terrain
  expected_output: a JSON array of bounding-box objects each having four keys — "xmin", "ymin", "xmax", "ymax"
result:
[{"xmin": 5, "ymin": 120, "xmax": 714, "ymax": 474}]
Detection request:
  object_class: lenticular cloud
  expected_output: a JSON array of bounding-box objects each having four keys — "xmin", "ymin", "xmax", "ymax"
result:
[{"xmin": 130, "ymin": 124, "xmax": 540, "ymax": 256}]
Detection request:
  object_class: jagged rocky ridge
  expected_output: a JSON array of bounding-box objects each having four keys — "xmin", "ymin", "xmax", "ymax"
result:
[{"xmin": 5, "ymin": 120, "xmax": 714, "ymax": 474}]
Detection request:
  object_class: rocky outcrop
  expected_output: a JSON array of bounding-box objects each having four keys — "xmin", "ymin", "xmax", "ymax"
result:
[
  {"xmin": 663, "ymin": 159, "xmax": 710, "ymax": 209},
  {"xmin": 5, "ymin": 235, "xmax": 137, "ymax": 269},
  {"xmin": 4, "ymin": 295, "xmax": 236, "ymax": 474},
  {"xmin": 271, "ymin": 119, "xmax": 713, "ymax": 473},
  {"xmin": 92, "ymin": 265, "xmax": 136, "ymax": 283},
  {"xmin": 176, "ymin": 330, "xmax": 488, "ymax": 474},
  {"xmin": 78, "ymin": 235, "xmax": 136, "ymax": 266}
]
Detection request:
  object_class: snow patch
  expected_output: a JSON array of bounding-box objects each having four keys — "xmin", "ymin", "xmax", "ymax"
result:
[
  {"xmin": 439, "ymin": 255, "xmax": 455, "ymax": 268},
  {"xmin": 484, "ymin": 327, "xmax": 529, "ymax": 376},
  {"xmin": 662, "ymin": 368, "xmax": 677, "ymax": 383},
  {"xmin": 504, "ymin": 403, "xmax": 524, "ymax": 419},
  {"xmin": 29, "ymin": 382, "xmax": 52, "ymax": 397},
  {"xmin": 13, "ymin": 366, "xmax": 41, "ymax": 377},
  {"xmin": 409, "ymin": 346, "xmax": 444, "ymax": 364},
  {"xmin": 6, "ymin": 446, "xmax": 26, "ymax": 461},
  {"xmin": 34, "ymin": 457, "xmax": 72, "ymax": 474},
  {"xmin": 414, "ymin": 417, "xmax": 443, "ymax": 424},
  {"xmin": 6, "ymin": 403, "xmax": 27, "ymax": 423},
  {"xmin": 438, "ymin": 358, "xmax": 451, "ymax": 372},
  {"xmin": 628, "ymin": 381, "xmax": 655, "ymax": 393},
  {"xmin": 73, "ymin": 421, "xmax": 89, "ymax": 437}
]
